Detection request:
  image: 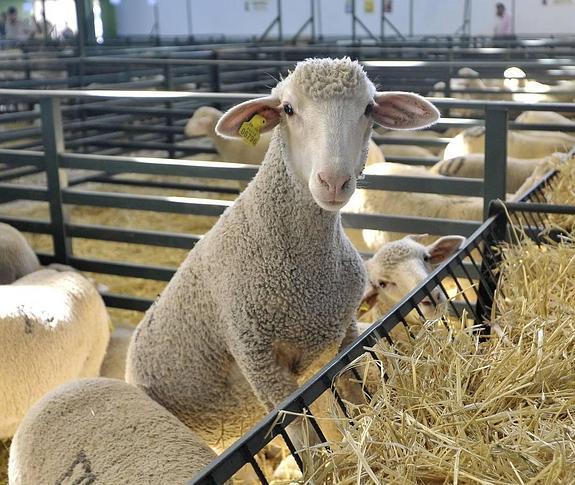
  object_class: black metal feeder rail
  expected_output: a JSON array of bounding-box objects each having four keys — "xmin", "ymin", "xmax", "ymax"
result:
[{"xmin": 188, "ymin": 173, "xmax": 574, "ymax": 484}]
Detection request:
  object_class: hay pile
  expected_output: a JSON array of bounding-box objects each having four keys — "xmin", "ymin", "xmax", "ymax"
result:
[
  {"xmin": 542, "ymin": 153, "xmax": 575, "ymax": 228},
  {"xmin": 296, "ymin": 229, "xmax": 575, "ymax": 484}
]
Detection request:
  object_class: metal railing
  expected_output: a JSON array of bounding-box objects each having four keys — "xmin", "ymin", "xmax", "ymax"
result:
[
  {"xmin": 0, "ymin": 89, "xmax": 574, "ymax": 314},
  {"xmin": 188, "ymin": 191, "xmax": 574, "ymax": 484}
]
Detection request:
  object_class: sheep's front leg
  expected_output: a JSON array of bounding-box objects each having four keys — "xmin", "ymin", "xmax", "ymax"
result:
[
  {"xmin": 335, "ymin": 320, "xmax": 366, "ymax": 406},
  {"xmin": 228, "ymin": 326, "xmax": 321, "ymax": 451}
]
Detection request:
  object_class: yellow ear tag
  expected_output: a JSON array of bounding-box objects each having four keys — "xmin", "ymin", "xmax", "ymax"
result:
[{"xmin": 238, "ymin": 114, "xmax": 266, "ymax": 147}]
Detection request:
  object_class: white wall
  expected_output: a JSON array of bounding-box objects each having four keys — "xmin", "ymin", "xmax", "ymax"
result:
[{"xmin": 113, "ymin": 0, "xmax": 575, "ymax": 38}]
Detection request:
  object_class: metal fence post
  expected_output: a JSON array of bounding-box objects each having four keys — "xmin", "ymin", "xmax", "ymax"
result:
[
  {"xmin": 41, "ymin": 97, "xmax": 71, "ymax": 264},
  {"xmin": 164, "ymin": 63, "xmax": 176, "ymax": 159},
  {"xmin": 483, "ymin": 107, "xmax": 508, "ymax": 219}
]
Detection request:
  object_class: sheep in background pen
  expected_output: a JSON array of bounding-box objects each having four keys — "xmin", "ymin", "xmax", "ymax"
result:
[
  {"xmin": 430, "ymin": 153, "xmax": 553, "ymax": 192},
  {"xmin": 8, "ymin": 378, "xmax": 222, "ymax": 485},
  {"xmin": 0, "ymin": 222, "xmax": 40, "ymax": 284},
  {"xmin": 443, "ymin": 125, "xmax": 575, "ymax": 160},
  {"xmin": 184, "ymin": 104, "xmax": 386, "ymax": 166},
  {"xmin": 344, "ymin": 161, "xmax": 515, "ymax": 251},
  {"xmin": 0, "ymin": 268, "xmax": 110, "ymax": 439},
  {"xmin": 126, "ymin": 57, "xmax": 439, "ymax": 452}
]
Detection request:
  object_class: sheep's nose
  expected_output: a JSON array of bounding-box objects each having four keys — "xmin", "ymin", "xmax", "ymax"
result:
[
  {"xmin": 317, "ymin": 172, "xmax": 351, "ymax": 197},
  {"xmin": 421, "ymin": 297, "xmax": 434, "ymax": 307}
]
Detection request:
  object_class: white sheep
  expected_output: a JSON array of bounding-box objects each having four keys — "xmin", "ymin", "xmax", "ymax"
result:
[
  {"xmin": 345, "ymin": 162, "xmax": 505, "ymax": 251},
  {"xmin": 8, "ymin": 378, "xmax": 220, "ymax": 485},
  {"xmin": 0, "ymin": 269, "xmax": 110, "ymax": 439},
  {"xmin": 185, "ymin": 105, "xmax": 385, "ymax": 166},
  {"xmin": 378, "ymin": 143, "xmax": 435, "ymax": 159},
  {"xmin": 375, "ymin": 126, "xmax": 445, "ymax": 155},
  {"xmin": 515, "ymin": 110, "xmax": 574, "ymax": 127},
  {"xmin": 430, "ymin": 153, "xmax": 547, "ymax": 192},
  {"xmin": 0, "ymin": 222, "xmax": 40, "ymax": 284},
  {"xmin": 443, "ymin": 125, "xmax": 575, "ymax": 160},
  {"xmin": 126, "ymin": 57, "xmax": 439, "ymax": 451},
  {"xmin": 359, "ymin": 234, "xmax": 465, "ymax": 322}
]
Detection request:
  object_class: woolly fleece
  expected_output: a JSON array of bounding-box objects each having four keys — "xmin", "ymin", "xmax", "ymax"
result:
[
  {"xmin": 127, "ymin": 60, "xmax": 369, "ymax": 450},
  {"xmin": 0, "ymin": 269, "xmax": 110, "ymax": 439},
  {"xmin": 8, "ymin": 378, "xmax": 218, "ymax": 485},
  {"xmin": 0, "ymin": 223, "xmax": 40, "ymax": 285}
]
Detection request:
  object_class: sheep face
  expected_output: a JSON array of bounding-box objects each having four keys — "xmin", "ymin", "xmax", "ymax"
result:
[
  {"xmin": 361, "ymin": 235, "xmax": 465, "ymax": 319},
  {"xmin": 216, "ymin": 58, "xmax": 439, "ymax": 211}
]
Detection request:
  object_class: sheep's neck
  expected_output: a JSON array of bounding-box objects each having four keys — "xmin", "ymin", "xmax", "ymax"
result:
[{"xmin": 246, "ymin": 130, "xmax": 341, "ymax": 247}]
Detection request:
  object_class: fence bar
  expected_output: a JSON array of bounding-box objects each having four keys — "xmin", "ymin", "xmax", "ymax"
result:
[
  {"xmin": 40, "ymin": 97, "xmax": 71, "ymax": 264},
  {"xmin": 483, "ymin": 108, "xmax": 508, "ymax": 219}
]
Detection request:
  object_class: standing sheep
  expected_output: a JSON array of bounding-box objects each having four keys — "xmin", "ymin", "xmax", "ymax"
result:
[
  {"xmin": 127, "ymin": 57, "xmax": 439, "ymax": 451},
  {"xmin": 0, "ymin": 223, "xmax": 40, "ymax": 284},
  {"xmin": 0, "ymin": 269, "xmax": 110, "ymax": 439},
  {"xmin": 8, "ymin": 378, "xmax": 219, "ymax": 485},
  {"xmin": 185, "ymin": 104, "xmax": 385, "ymax": 166}
]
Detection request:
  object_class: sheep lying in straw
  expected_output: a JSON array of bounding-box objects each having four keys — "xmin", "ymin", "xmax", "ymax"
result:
[
  {"xmin": 298, "ymin": 228, "xmax": 575, "ymax": 484},
  {"xmin": 0, "ymin": 223, "xmax": 40, "ymax": 285},
  {"xmin": 515, "ymin": 110, "xmax": 574, "ymax": 127},
  {"xmin": 345, "ymin": 162, "xmax": 499, "ymax": 251},
  {"xmin": 185, "ymin": 105, "xmax": 386, "ymax": 166},
  {"xmin": 8, "ymin": 378, "xmax": 220, "ymax": 485},
  {"xmin": 359, "ymin": 234, "xmax": 465, "ymax": 323},
  {"xmin": 443, "ymin": 125, "xmax": 575, "ymax": 160},
  {"xmin": 127, "ymin": 57, "xmax": 439, "ymax": 451},
  {"xmin": 430, "ymin": 153, "xmax": 551, "ymax": 192},
  {"xmin": 0, "ymin": 269, "xmax": 110, "ymax": 439}
]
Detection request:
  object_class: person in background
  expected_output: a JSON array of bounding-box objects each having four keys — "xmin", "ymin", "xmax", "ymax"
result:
[
  {"xmin": 5, "ymin": 6, "xmax": 35, "ymax": 41},
  {"xmin": 494, "ymin": 2, "xmax": 513, "ymax": 38}
]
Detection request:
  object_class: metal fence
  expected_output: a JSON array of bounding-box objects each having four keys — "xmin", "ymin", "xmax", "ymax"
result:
[
  {"xmin": 0, "ymin": 89, "xmax": 574, "ymax": 313},
  {"xmin": 188, "ymin": 175, "xmax": 573, "ymax": 484}
]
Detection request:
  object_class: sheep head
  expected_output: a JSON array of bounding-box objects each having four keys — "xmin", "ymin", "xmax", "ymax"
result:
[
  {"xmin": 216, "ymin": 57, "xmax": 439, "ymax": 211},
  {"xmin": 361, "ymin": 235, "xmax": 465, "ymax": 319}
]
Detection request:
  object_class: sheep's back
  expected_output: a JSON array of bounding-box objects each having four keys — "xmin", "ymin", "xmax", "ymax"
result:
[
  {"xmin": 0, "ymin": 270, "xmax": 110, "ymax": 439},
  {"xmin": 8, "ymin": 378, "xmax": 218, "ymax": 485}
]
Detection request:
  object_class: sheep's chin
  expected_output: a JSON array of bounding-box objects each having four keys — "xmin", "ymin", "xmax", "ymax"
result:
[{"xmin": 312, "ymin": 196, "xmax": 349, "ymax": 212}]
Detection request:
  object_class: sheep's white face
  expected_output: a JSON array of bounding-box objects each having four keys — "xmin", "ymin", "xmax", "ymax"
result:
[
  {"xmin": 361, "ymin": 235, "xmax": 465, "ymax": 320},
  {"xmin": 215, "ymin": 58, "xmax": 440, "ymax": 212},
  {"xmin": 279, "ymin": 85, "xmax": 373, "ymax": 211}
]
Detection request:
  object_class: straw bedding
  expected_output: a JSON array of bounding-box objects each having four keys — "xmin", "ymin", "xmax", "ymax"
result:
[{"xmin": 291, "ymin": 228, "xmax": 575, "ymax": 484}]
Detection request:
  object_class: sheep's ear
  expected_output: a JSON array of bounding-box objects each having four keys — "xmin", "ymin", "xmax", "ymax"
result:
[
  {"xmin": 373, "ymin": 92, "xmax": 440, "ymax": 130},
  {"xmin": 426, "ymin": 236, "xmax": 466, "ymax": 264},
  {"xmin": 215, "ymin": 96, "xmax": 282, "ymax": 139}
]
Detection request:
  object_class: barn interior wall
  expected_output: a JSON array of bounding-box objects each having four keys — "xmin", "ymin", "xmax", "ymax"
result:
[{"xmin": 111, "ymin": 0, "xmax": 575, "ymax": 39}]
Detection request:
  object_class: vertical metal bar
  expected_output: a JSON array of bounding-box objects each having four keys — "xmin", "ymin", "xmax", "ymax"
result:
[
  {"xmin": 310, "ymin": 0, "xmax": 316, "ymax": 42},
  {"xmin": 409, "ymin": 0, "xmax": 414, "ymax": 37},
  {"xmin": 163, "ymin": 63, "xmax": 175, "ymax": 159},
  {"xmin": 41, "ymin": 98, "xmax": 71, "ymax": 264},
  {"xmin": 75, "ymin": 0, "xmax": 86, "ymax": 56},
  {"xmin": 42, "ymin": 0, "xmax": 48, "ymax": 45},
  {"xmin": 351, "ymin": 0, "xmax": 356, "ymax": 43},
  {"xmin": 277, "ymin": 0, "xmax": 283, "ymax": 41},
  {"xmin": 483, "ymin": 108, "xmax": 508, "ymax": 219},
  {"xmin": 186, "ymin": 0, "xmax": 193, "ymax": 37}
]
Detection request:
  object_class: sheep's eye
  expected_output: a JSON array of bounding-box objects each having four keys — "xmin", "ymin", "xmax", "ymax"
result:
[
  {"xmin": 283, "ymin": 103, "xmax": 294, "ymax": 116},
  {"xmin": 379, "ymin": 280, "xmax": 389, "ymax": 288},
  {"xmin": 423, "ymin": 255, "xmax": 431, "ymax": 263},
  {"xmin": 364, "ymin": 103, "xmax": 374, "ymax": 116}
]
